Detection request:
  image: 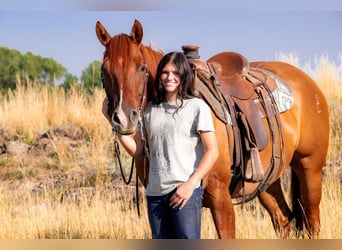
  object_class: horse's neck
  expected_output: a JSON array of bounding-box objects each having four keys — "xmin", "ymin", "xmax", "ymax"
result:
[
  {"xmin": 142, "ymin": 46, "xmax": 163, "ymax": 78},
  {"xmin": 142, "ymin": 46, "xmax": 163, "ymax": 102}
]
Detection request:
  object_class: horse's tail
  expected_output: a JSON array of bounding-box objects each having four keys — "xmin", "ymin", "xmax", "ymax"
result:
[{"xmin": 291, "ymin": 168, "xmax": 304, "ymax": 233}]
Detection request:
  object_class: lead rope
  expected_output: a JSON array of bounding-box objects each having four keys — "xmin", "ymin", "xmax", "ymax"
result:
[
  {"xmin": 113, "ymin": 129, "xmax": 134, "ymax": 185},
  {"xmin": 134, "ymin": 108, "xmax": 147, "ymax": 218},
  {"xmin": 112, "ymin": 129, "xmax": 140, "ymax": 217}
]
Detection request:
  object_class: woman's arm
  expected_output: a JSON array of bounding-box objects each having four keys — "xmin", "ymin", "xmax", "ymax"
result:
[
  {"xmin": 101, "ymin": 97, "xmax": 115, "ymax": 127},
  {"xmin": 188, "ymin": 130, "xmax": 219, "ymax": 187},
  {"xmin": 117, "ymin": 132, "xmax": 143, "ymax": 157},
  {"xmin": 102, "ymin": 97, "xmax": 143, "ymax": 157},
  {"xmin": 170, "ymin": 130, "xmax": 218, "ymax": 209}
]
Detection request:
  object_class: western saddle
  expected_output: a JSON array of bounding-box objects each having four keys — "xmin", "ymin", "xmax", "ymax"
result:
[{"xmin": 182, "ymin": 45, "xmax": 284, "ymax": 203}]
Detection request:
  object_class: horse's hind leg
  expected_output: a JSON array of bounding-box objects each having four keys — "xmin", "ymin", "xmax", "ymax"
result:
[
  {"xmin": 291, "ymin": 155, "xmax": 324, "ymax": 238},
  {"xmin": 257, "ymin": 178, "xmax": 293, "ymax": 238}
]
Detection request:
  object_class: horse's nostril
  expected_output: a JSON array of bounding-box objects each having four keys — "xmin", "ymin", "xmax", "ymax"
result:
[{"xmin": 113, "ymin": 112, "xmax": 121, "ymax": 124}]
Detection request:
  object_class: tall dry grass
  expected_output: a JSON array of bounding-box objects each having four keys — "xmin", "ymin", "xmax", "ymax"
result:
[
  {"xmin": 0, "ymin": 54, "xmax": 341, "ymax": 239},
  {"xmin": 0, "ymin": 75, "xmax": 109, "ymax": 140}
]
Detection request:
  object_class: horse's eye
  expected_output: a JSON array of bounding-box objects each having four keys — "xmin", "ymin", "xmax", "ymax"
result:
[{"xmin": 139, "ymin": 64, "xmax": 147, "ymax": 73}]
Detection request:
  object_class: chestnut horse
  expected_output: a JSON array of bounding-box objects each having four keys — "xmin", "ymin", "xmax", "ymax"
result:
[{"xmin": 96, "ymin": 19, "xmax": 329, "ymax": 239}]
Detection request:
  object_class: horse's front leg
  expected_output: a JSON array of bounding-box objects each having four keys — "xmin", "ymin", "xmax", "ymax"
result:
[
  {"xmin": 204, "ymin": 114, "xmax": 235, "ymax": 238},
  {"xmin": 203, "ymin": 175, "xmax": 235, "ymax": 239}
]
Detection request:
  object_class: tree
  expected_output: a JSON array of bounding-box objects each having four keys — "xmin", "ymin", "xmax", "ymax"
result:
[
  {"xmin": 80, "ymin": 60, "xmax": 102, "ymax": 94},
  {"xmin": 20, "ymin": 52, "xmax": 41, "ymax": 82},
  {"xmin": 0, "ymin": 47, "xmax": 22, "ymax": 89},
  {"xmin": 41, "ymin": 57, "xmax": 66, "ymax": 86},
  {"xmin": 62, "ymin": 73, "xmax": 79, "ymax": 91},
  {"xmin": 0, "ymin": 47, "xmax": 67, "ymax": 90}
]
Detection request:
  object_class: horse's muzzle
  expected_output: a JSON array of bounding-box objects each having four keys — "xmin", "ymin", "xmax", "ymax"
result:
[
  {"xmin": 112, "ymin": 109, "xmax": 139, "ymax": 135},
  {"xmin": 114, "ymin": 125, "xmax": 137, "ymax": 135}
]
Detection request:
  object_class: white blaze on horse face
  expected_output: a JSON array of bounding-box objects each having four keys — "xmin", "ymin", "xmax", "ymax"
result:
[
  {"xmin": 118, "ymin": 57, "xmax": 123, "ymax": 66},
  {"xmin": 112, "ymin": 55, "xmax": 129, "ymax": 128},
  {"xmin": 114, "ymin": 88, "xmax": 129, "ymax": 128}
]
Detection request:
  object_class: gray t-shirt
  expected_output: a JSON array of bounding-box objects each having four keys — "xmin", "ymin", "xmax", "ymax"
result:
[{"xmin": 143, "ymin": 98, "xmax": 215, "ymax": 196}]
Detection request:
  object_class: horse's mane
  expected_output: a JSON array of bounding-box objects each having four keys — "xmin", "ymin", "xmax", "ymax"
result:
[{"xmin": 141, "ymin": 45, "xmax": 163, "ymax": 77}]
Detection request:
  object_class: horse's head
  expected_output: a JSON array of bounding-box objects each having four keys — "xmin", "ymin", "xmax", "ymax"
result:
[{"xmin": 96, "ymin": 19, "xmax": 160, "ymax": 135}]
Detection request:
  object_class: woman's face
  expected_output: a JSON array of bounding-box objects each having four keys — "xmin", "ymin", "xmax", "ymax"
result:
[{"xmin": 160, "ymin": 62, "xmax": 181, "ymax": 101}]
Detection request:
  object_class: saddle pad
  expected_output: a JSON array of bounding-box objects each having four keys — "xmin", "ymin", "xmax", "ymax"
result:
[
  {"xmin": 220, "ymin": 70, "xmax": 294, "ymax": 125},
  {"xmin": 254, "ymin": 69, "xmax": 294, "ymax": 114}
]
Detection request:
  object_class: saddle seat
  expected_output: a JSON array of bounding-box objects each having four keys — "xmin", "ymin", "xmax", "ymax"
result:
[
  {"xmin": 208, "ymin": 52, "xmax": 277, "ymax": 100},
  {"xmin": 208, "ymin": 51, "xmax": 249, "ymax": 77}
]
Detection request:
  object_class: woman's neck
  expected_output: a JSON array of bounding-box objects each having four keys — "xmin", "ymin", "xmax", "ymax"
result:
[{"xmin": 165, "ymin": 93, "xmax": 178, "ymax": 103}]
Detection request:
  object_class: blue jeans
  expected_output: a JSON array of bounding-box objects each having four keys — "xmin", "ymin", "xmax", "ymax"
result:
[{"xmin": 146, "ymin": 186, "xmax": 203, "ymax": 239}]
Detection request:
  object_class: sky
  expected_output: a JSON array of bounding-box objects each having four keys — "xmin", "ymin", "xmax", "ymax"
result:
[{"xmin": 0, "ymin": 1, "xmax": 342, "ymax": 79}]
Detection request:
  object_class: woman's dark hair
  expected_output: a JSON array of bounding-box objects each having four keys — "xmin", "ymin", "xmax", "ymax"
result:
[{"xmin": 152, "ymin": 52, "xmax": 196, "ymax": 106}]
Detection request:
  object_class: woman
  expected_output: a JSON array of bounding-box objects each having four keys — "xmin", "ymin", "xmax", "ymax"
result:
[{"xmin": 102, "ymin": 52, "xmax": 218, "ymax": 239}]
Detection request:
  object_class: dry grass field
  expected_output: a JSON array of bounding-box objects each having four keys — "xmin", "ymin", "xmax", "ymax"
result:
[{"xmin": 0, "ymin": 54, "xmax": 341, "ymax": 239}]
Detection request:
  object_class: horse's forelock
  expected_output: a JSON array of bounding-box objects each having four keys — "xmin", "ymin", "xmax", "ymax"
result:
[{"xmin": 107, "ymin": 34, "xmax": 133, "ymax": 71}]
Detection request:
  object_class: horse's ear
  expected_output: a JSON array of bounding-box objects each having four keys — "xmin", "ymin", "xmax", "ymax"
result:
[
  {"xmin": 96, "ymin": 21, "xmax": 111, "ymax": 46},
  {"xmin": 130, "ymin": 19, "xmax": 143, "ymax": 45}
]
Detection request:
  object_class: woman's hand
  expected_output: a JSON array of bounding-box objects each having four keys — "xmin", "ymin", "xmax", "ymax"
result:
[
  {"xmin": 169, "ymin": 181, "xmax": 196, "ymax": 210},
  {"xmin": 102, "ymin": 97, "xmax": 114, "ymax": 126}
]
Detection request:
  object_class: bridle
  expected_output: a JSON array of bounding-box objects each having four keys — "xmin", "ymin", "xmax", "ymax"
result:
[{"xmin": 102, "ymin": 63, "xmax": 150, "ymax": 217}]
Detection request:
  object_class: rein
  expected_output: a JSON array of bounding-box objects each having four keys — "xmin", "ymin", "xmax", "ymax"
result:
[
  {"xmin": 113, "ymin": 131, "xmax": 135, "ymax": 185},
  {"xmin": 112, "ymin": 128, "xmax": 141, "ymax": 217}
]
